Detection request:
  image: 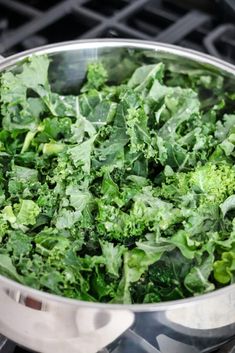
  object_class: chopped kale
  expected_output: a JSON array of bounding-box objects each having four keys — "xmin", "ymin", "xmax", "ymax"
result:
[{"xmin": 0, "ymin": 55, "xmax": 234, "ymax": 303}]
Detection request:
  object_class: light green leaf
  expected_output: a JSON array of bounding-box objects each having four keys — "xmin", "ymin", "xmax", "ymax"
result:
[
  {"xmin": 17, "ymin": 200, "xmax": 40, "ymax": 226},
  {"xmin": 0, "ymin": 254, "xmax": 22, "ymax": 282},
  {"xmin": 220, "ymin": 195, "xmax": 235, "ymax": 217}
]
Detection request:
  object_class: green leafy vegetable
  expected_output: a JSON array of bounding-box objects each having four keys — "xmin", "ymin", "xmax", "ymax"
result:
[
  {"xmin": 214, "ymin": 251, "xmax": 235, "ymax": 284},
  {"xmin": 0, "ymin": 54, "xmax": 234, "ymax": 303}
]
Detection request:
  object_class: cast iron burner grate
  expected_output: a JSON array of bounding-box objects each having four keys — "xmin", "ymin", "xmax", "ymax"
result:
[
  {"xmin": 0, "ymin": 0, "xmax": 234, "ymax": 62},
  {"xmin": 1, "ymin": 332, "xmax": 235, "ymax": 353}
]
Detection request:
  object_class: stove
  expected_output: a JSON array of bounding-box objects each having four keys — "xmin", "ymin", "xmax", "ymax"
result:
[
  {"xmin": 0, "ymin": 0, "xmax": 235, "ymax": 352},
  {"xmin": 0, "ymin": 0, "xmax": 234, "ymax": 62},
  {"xmin": 1, "ymin": 330, "xmax": 235, "ymax": 353}
]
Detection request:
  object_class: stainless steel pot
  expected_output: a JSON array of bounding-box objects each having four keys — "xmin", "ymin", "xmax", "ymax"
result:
[{"xmin": 0, "ymin": 39, "xmax": 234, "ymax": 353}]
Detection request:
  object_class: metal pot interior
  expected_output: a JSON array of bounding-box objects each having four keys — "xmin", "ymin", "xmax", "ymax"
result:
[
  {"xmin": 0, "ymin": 39, "xmax": 234, "ymax": 309},
  {"xmin": 0, "ymin": 40, "xmax": 235, "ymax": 353}
]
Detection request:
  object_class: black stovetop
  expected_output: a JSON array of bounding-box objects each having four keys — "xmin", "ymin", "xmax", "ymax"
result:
[
  {"xmin": 0, "ymin": 0, "xmax": 234, "ymax": 63},
  {"xmin": 0, "ymin": 0, "xmax": 235, "ymax": 352},
  {"xmin": 1, "ymin": 332, "xmax": 235, "ymax": 353}
]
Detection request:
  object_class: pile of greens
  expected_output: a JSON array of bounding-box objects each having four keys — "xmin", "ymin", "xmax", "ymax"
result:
[{"xmin": 0, "ymin": 54, "xmax": 234, "ymax": 304}]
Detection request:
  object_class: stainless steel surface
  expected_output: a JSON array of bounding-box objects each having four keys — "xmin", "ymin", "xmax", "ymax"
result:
[{"xmin": 0, "ymin": 39, "xmax": 234, "ymax": 353}]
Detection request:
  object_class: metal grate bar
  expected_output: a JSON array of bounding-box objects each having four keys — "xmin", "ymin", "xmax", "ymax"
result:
[
  {"xmin": 0, "ymin": 0, "xmax": 79, "ymax": 53},
  {"xmin": 215, "ymin": 338, "xmax": 235, "ymax": 353},
  {"xmin": 112, "ymin": 0, "xmax": 150, "ymax": 22},
  {"xmin": 0, "ymin": 0, "xmax": 42, "ymax": 18},
  {"xmin": 145, "ymin": 6, "xmax": 179, "ymax": 22},
  {"xmin": 72, "ymin": 4, "xmax": 105, "ymax": 22},
  {"xmin": 0, "ymin": 334, "xmax": 7, "ymax": 350},
  {"xmin": 114, "ymin": 22, "xmax": 154, "ymax": 39},
  {"xmin": 0, "ymin": 0, "xmax": 42, "ymax": 17},
  {"xmin": 156, "ymin": 9, "xmax": 210, "ymax": 43},
  {"xmin": 204, "ymin": 23, "xmax": 235, "ymax": 59},
  {"xmin": 78, "ymin": 0, "xmax": 152, "ymax": 40}
]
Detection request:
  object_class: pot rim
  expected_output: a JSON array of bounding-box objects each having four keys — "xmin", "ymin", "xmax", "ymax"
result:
[
  {"xmin": 1, "ymin": 38, "xmax": 235, "ymax": 73},
  {"xmin": 0, "ymin": 38, "xmax": 234, "ymax": 312}
]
